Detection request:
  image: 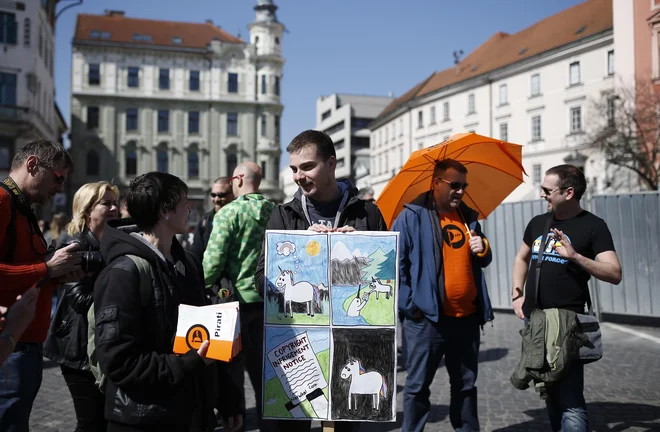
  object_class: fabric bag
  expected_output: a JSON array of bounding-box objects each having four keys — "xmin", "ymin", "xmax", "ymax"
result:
[{"xmin": 533, "ymin": 214, "xmax": 602, "ymax": 364}]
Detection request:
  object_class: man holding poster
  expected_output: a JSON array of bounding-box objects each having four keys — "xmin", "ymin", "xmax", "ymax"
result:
[{"xmin": 255, "ymin": 130, "xmax": 388, "ymax": 432}]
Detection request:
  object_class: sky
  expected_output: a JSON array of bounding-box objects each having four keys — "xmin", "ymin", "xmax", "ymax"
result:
[{"xmin": 53, "ymin": 0, "xmax": 585, "ymax": 170}]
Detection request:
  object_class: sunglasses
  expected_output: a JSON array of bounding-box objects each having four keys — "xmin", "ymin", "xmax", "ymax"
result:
[
  {"xmin": 230, "ymin": 174, "xmax": 244, "ymax": 182},
  {"xmin": 436, "ymin": 178, "xmax": 469, "ymax": 191},
  {"xmin": 42, "ymin": 164, "xmax": 66, "ymax": 184},
  {"xmin": 210, "ymin": 192, "xmax": 231, "ymax": 199},
  {"xmin": 541, "ymin": 186, "xmax": 568, "ymax": 195}
]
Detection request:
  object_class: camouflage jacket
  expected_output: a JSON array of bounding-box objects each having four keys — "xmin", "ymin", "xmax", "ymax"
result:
[{"xmin": 203, "ymin": 193, "xmax": 275, "ymax": 303}]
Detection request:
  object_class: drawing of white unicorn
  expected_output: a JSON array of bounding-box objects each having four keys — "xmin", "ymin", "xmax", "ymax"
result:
[
  {"xmin": 346, "ymin": 285, "xmax": 369, "ymax": 317},
  {"xmin": 274, "ymin": 267, "xmax": 324, "ymax": 317},
  {"xmin": 339, "ymin": 358, "xmax": 388, "ymax": 410},
  {"xmin": 368, "ymin": 277, "xmax": 392, "ymax": 300}
]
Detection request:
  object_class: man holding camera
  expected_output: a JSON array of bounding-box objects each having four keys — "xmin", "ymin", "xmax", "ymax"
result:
[{"xmin": 0, "ymin": 140, "xmax": 82, "ymax": 430}]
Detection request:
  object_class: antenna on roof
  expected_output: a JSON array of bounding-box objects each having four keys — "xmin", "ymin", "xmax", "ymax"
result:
[
  {"xmin": 237, "ymin": 29, "xmax": 242, "ymax": 39},
  {"xmin": 453, "ymin": 49, "xmax": 464, "ymax": 65}
]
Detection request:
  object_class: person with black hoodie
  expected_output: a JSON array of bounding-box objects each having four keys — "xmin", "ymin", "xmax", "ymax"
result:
[
  {"xmin": 93, "ymin": 172, "xmax": 215, "ymax": 432},
  {"xmin": 255, "ymin": 130, "xmax": 387, "ymax": 432}
]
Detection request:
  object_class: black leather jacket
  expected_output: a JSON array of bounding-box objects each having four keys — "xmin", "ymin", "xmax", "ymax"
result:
[{"xmin": 44, "ymin": 228, "xmax": 102, "ymax": 370}]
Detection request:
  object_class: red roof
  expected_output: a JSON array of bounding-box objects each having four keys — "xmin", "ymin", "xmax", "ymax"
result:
[
  {"xmin": 378, "ymin": 0, "xmax": 613, "ymax": 118},
  {"xmin": 74, "ymin": 11, "xmax": 243, "ymax": 49}
]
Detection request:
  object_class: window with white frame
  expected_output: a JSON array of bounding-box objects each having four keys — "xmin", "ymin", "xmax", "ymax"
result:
[
  {"xmin": 569, "ymin": 61, "xmax": 581, "ymax": 86},
  {"xmin": 533, "ymin": 164, "xmax": 542, "ymax": 185},
  {"xmin": 417, "ymin": 111, "xmax": 423, "ymax": 128},
  {"xmin": 607, "ymin": 97, "xmax": 616, "ymax": 127},
  {"xmin": 499, "ymin": 84, "xmax": 508, "ymax": 105},
  {"xmin": 531, "ymin": 74, "xmax": 540, "ymax": 97},
  {"xmin": 443, "ymin": 101, "xmax": 450, "ymax": 121},
  {"xmin": 570, "ymin": 107, "xmax": 582, "ymax": 133},
  {"xmin": 531, "ymin": 115, "xmax": 542, "ymax": 141},
  {"xmin": 607, "ymin": 50, "xmax": 614, "ymax": 76},
  {"xmin": 468, "ymin": 94, "xmax": 475, "ymax": 114},
  {"xmin": 430, "ymin": 106, "xmax": 436, "ymax": 124},
  {"xmin": 500, "ymin": 122, "xmax": 508, "ymax": 141},
  {"xmin": 399, "ymin": 118, "xmax": 403, "ymax": 136}
]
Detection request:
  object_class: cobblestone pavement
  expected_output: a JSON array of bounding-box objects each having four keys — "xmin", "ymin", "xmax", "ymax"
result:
[{"xmin": 31, "ymin": 312, "xmax": 660, "ymax": 431}]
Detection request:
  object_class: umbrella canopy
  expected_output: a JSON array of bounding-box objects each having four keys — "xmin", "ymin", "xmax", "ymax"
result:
[{"xmin": 376, "ymin": 132, "xmax": 526, "ymax": 228}]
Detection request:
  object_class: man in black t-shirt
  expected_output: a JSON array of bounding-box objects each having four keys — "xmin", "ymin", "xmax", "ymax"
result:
[{"xmin": 511, "ymin": 164, "xmax": 622, "ymax": 432}]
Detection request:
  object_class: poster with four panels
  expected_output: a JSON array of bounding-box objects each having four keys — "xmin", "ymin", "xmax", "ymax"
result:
[{"xmin": 262, "ymin": 230, "xmax": 399, "ymax": 422}]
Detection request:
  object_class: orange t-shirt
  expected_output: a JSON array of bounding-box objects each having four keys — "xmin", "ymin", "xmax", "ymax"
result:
[{"xmin": 440, "ymin": 210, "xmax": 477, "ymax": 317}]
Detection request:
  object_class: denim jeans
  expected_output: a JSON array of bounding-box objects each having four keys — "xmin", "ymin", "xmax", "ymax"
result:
[
  {"xmin": 546, "ymin": 361, "xmax": 589, "ymax": 432},
  {"xmin": 0, "ymin": 342, "xmax": 44, "ymax": 432},
  {"xmin": 402, "ymin": 314, "xmax": 480, "ymax": 432}
]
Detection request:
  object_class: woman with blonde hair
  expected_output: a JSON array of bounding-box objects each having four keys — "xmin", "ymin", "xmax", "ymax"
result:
[{"xmin": 44, "ymin": 181, "xmax": 119, "ymax": 432}]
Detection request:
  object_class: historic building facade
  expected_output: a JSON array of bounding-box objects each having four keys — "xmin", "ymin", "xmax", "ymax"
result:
[{"xmin": 69, "ymin": 0, "xmax": 285, "ymax": 223}]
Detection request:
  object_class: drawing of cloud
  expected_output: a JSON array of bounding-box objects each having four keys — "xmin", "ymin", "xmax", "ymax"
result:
[{"xmin": 276, "ymin": 241, "xmax": 296, "ymax": 256}]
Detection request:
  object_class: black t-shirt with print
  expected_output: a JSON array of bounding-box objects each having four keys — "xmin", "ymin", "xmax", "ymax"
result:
[
  {"xmin": 306, "ymin": 197, "xmax": 341, "ymax": 228},
  {"xmin": 522, "ymin": 211, "xmax": 615, "ymax": 317}
]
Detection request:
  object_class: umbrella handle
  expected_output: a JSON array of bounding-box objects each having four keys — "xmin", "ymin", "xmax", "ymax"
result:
[{"xmin": 464, "ymin": 223, "xmax": 472, "ymax": 239}]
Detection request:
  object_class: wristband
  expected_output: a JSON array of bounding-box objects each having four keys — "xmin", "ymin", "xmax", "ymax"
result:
[
  {"xmin": 0, "ymin": 333, "xmax": 16, "ymax": 351},
  {"xmin": 512, "ymin": 293, "xmax": 524, "ymax": 302}
]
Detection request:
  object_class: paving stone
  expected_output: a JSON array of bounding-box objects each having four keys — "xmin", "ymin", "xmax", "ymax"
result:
[{"xmin": 30, "ymin": 313, "xmax": 660, "ymax": 431}]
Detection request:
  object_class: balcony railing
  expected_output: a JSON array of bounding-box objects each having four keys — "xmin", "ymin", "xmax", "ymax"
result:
[{"xmin": 0, "ymin": 104, "xmax": 29, "ymax": 122}]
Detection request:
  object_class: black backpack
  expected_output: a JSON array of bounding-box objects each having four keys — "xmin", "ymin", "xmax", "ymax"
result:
[{"xmin": 0, "ymin": 182, "xmax": 18, "ymax": 262}]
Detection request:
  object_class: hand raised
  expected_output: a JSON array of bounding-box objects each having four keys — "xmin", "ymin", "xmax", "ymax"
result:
[{"xmin": 551, "ymin": 228, "xmax": 577, "ymax": 260}]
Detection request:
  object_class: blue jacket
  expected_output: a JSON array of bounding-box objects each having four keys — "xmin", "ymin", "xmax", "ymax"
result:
[{"xmin": 392, "ymin": 192, "xmax": 494, "ymax": 325}]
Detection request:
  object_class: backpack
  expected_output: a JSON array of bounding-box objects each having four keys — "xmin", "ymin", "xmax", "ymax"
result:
[
  {"xmin": 87, "ymin": 254, "xmax": 154, "ymax": 391},
  {"xmin": 0, "ymin": 182, "xmax": 18, "ymax": 262}
]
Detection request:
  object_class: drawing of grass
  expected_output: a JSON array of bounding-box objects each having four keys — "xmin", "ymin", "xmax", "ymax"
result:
[
  {"xmin": 341, "ymin": 284, "xmax": 395, "ymax": 326},
  {"xmin": 263, "ymin": 349, "xmax": 330, "ymax": 419}
]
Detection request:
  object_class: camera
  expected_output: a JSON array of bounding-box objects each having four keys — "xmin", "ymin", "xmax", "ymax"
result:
[{"xmin": 60, "ymin": 239, "xmax": 105, "ymax": 274}]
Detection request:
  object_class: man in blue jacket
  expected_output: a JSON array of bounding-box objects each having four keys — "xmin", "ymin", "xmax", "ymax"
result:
[{"xmin": 393, "ymin": 159, "xmax": 493, "ymax": 432}]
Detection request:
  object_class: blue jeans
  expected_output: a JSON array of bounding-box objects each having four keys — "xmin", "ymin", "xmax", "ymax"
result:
[
  {"xmin": 402, "ymin": 314, "xmax": 480, "ymax": 432},
  {"xmin": 0, "ymin": 342, "xmax": 44, "ymax": 432},
  {"xmin": 546, "ymin": 362, "xmax": 589, "ymax": 432}
]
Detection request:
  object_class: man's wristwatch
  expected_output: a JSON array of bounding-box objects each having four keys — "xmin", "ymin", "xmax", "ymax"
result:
[{"xmin": 0, "ymin": 333, "xmax": 16, "ymax": 351}]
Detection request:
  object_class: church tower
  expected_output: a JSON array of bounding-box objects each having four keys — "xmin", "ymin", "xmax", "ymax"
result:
[{"xmin": 249, "ymin": 0, "xmax": 285, "ymax": 202}]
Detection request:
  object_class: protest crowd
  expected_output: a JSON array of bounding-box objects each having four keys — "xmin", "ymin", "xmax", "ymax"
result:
[{"xmin": 0, "ymin": 130, "xmax": 621, "ymax": 432}]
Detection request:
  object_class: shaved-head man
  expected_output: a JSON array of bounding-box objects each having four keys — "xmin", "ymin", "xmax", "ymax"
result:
[
  {"xmin": 190, "ymin": 177, "xmax": 234, "ymax": 264},
  {"xmin": 202, "ymin": 161, "xmax": 275, "ymax": 431}
]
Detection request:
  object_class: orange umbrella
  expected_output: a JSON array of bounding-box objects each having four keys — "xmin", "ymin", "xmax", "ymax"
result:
[{"xmin": 376, "ymin": 132, "xmax": 526, "ymax": 228}]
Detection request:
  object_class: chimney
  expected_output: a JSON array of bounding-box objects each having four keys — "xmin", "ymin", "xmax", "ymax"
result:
[
  {"xmin": 105, "ymin": 10, "xmax": 125, "ymax": 17},
  {"xmin": 206, "ymin": 19, "xmax": 213, "ymax": 25}
]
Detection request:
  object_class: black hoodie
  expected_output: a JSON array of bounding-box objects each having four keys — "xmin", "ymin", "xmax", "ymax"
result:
[{"xmin": 93, "ymin": 219, "xmax": 211, "ymax": 429}]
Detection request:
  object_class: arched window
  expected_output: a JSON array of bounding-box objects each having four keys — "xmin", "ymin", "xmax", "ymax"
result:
[
  {"xmin": 125, "ymin": 148, "xmax": 137, "ymax": 176},
  {"xmin": 86, "ymin": 149, "xmax": 99, "ymax": 176},
  {"xmin": 226, "ymin": 146, "xmax": 237, "ymax": 176},
  {"xmin": 157, "ymin": 148, "xmax": 169, "ymax": 173},
  {"xmin": 188, "ymin": 151, "xmax": 199, "ymax": 179}
]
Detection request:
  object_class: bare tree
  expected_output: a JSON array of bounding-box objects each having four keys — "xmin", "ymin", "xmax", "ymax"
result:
[{"xmin": 589, "ymin": 80, "xmax": 660, "ymax": 190}]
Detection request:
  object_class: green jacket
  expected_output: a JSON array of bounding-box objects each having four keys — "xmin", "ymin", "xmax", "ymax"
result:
[
  {"xmin": 510, "ymin": 308, "xmax": 587, "ymax": 391},
  {"xmin": 203, "ymin": 193, "xmax": 275, "ymax": 304}
]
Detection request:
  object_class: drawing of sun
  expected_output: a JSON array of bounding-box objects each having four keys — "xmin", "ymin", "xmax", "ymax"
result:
[{"xmin": 306, "ymin": 240, "xmax": 321, "ymax": 257}]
